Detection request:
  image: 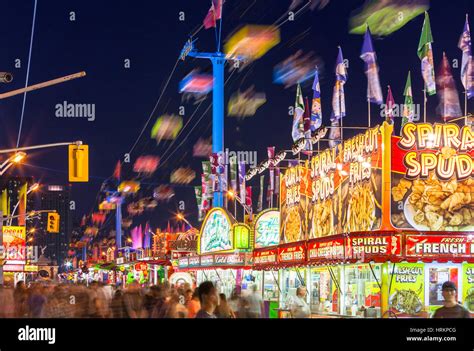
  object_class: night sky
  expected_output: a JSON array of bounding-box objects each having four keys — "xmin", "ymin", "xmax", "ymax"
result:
[{"xmin": 0, "ymin": 0, "xmax": 472, "ymax": 234}]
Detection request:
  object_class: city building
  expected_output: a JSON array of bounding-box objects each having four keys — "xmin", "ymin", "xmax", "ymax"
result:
[{"xmin": 39, "ymin": 185, "xmax": 72, "ymax": 272}]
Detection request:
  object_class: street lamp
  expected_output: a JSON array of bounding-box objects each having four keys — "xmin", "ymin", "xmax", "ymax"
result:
[
  {"xmin": 176, "ymin": 213, "xmax": 192, "ymax": 228},
  {"xmin": 226, "ymin": 190, "xmax": 253, "ymax": 220},
  {"xmin": 8, "ymin": 183, "xmax": 40, "ymax": 226},
  {"xmin": 0, "ymin": 152, "xmax": 26, "ymax": 176}
]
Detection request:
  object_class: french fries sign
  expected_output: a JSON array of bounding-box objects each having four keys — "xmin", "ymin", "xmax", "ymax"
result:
[{"xmin": 391, "ymin": 122, "xmax": 474, "ymax": 231}]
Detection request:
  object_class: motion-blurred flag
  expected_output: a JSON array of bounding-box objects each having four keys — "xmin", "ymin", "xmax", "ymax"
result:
[
  {"xmin": 436, "ymin": 53, "xmax": 462, "ymax": 121},
  {"xmin": 229, "ymin": 155, "xmax": 237, "ymax": 192},
  {"xmin": 258, "ymin": 176, "xmax": 264, "ymax": 212},
  {"xmin": 194, "ymin": 186, "xmax": 204, "ymax": 221},
  {"xmin": 418, "ymin": 12, "xmax": 436, "ymax": 96},
  {"xmin": 292, "ymin": 84, "xmax": 305, "ymax": 142},
  {"xmin": 303, "ymin": 97, "xmax": 313, "ymax": 152},
  {"xmin": 401, "ymin": 71, "xmax": 415, "ymax": 130},
  {"xmin": 275, "ymin": 168, "xmax": 281, "ymax": 196},
  {"xmin": 113, "ymin": 161, "xmax": 121, "ymax": 180},
  {"xmin": 1, "ymin": 189, "xmax": 9, "ymax": 216},
  {"xmin": 459, "ymin": 15, "xmax": 474, "ymax": 100},
  {"xmin": 245, "ymin": 186, "xmax": 253, "ymax": 208},
  {"xmin": 328, "ymin": 119, "xmax": 341, "ymax": 148},
  {"xmin": 311, "ymin": 69, "xmax": 322, "ymax": 131},
  {"xmin": 360, "ymin": 25, "xmax": 383, "ymax": 105},
  {"xmin": 238, "ymin": 161, "xmax": 246, "ymax": 202},
  {"xmin": 331, "ymin": 47, "xmax": 347, "ymax": 121},
  {"xmin": 385, "ymin": 85, "xmax": 396, "ymax": 123},
  {"xmin": 18, "ymin": 183, "xmax": 27, "ymax": 226},
  {"xmin": 203, "ymin": 0, "xmax": 222, "ymax": 29},
  {"xmin": 349, "ymin": 0, "xmax": 428, "ymax": 37}
]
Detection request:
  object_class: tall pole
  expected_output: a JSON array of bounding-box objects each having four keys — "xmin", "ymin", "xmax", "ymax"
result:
[
  {"xmin": 116, "ymin": 198, "xmax": 122, "ymax": 252},
  {"xmin": 212, "ymin": 55, "xmax": 225, "ymax": 208},
  {"xmin": 368, "ymin": 99, "xmax": 371, "ymax": 128},
  {"xmin": 423, "ymin": 85, "xmax": 427, "ymax": 123},
  {"xmin": 0, "ymin": 211, "xmax": 3, "ymax": 286},
  {"xmin": 465, "ymin": 90, "xmax": 468, "ymax": 125}
]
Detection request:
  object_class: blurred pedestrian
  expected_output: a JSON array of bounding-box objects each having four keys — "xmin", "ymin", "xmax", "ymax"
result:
[
  {"xmin": 111, "ymin": 289, "xmax": 127, "ymax": 318},
  {"xmin": 0, "ymin": 285, "xmax": 15, "ymax": 318},
  {"xmin": 28, "ymin": 284, "xmax": 47, "ymax": 318},
  {"xmin": 186, "ymin": 289, "xmax": 200, "ymax": 318},
  {"xmin": 195, "ymin": 281, "xmax": 218, "ymax": 318},
  {"xmin": 215, "ymin": 293, "xmax": 236, "ymax": 318},
  {"xmin": 123, "ymin": 282, "xmax": 147, "ymax": 318},
  {"xmin": 246, "ymin": 285, "xmax": 264, "ymax": 318},
  {"xmin": 13, "ymin": 281, "xmax": 29, "ymax": 318}
]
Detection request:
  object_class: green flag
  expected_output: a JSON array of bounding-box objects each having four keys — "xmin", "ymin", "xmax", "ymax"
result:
[
  {"xmin": 417, "ymin": 12, "xmax": 436, "ymax": 95},
  {"xmin": 401, "ymin": 71, "xmax": 414, "ymax": 130},
  {"xmin": 292, "ymin": 84, "xmax": 305, "ymax": 142}
]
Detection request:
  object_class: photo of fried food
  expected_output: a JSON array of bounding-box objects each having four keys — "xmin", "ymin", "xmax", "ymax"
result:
[
  {"xmin": 393, "ymin": 175, "xmax": 474, "ymax": 231},
  {"xmin": 311, "ymin": 199, "xmax": 334, "ymax": 238},
  {"xmin": 284, "ymin": 207, "xmax": 301, "ymax": 242},
  {"xmin": 344, "ymin": 183, "xmax": 376, "ymax": 233}
]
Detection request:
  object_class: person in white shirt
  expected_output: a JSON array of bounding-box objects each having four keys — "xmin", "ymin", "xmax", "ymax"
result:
[{"xmin": 290, "ymin": 286, "xmax": 311, "ymax": 318}]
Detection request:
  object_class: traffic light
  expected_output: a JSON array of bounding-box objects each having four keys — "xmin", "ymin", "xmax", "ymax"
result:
[
  {"xmin": 47, "ymin": 212, "xmax": 60, "ymax": 233},
  {"xmin": 68, "ymin": 144, "xmax": 89, "ymax": 182}
]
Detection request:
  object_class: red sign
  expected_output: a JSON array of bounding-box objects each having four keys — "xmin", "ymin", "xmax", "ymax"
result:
[
  {"xmin": 406, "ymin": 234, "xmax": 474, "ymax": 259},
  {"xmin": 134, "ymin": 262, "xmax": 147, "ymax": 271},
  {"xmin": 254, "ymin": 248, "xmax": 278, "ymax": 265},
  {"xmin": 278, "ymin": 243, "xmax": 306, "ymax": 263},
  {"xmin": 307, "ymin": 238, "xmax": 344, "ymax": 262},
  {"xmin": 345, "ymin": 234, "xmax": 402, "ymax": 260}
]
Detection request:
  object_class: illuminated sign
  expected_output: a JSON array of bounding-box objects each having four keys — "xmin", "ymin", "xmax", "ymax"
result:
[
  {"xmin": 278, "ymin": 243, "xmax": 306, "ymax": 263},
  {"xmin": 280, "ymin": 166, "xmax": 309, "ymax": 244},
  {"xmin": 254, "ymin": 210, "xmax": 280, "ymax": 248},
  {"xmin": 345, "ymin": 234, "xmax": 401, "ymax": 260},
  {"xmin": 199, "ymin": 208, "xmax": 234, "ymax": 254},
  {"xmin": 307, "ymin": 238, "xmax": 344, "ymax": 262},
  {"xmin": 233, "ymin": 224, "xmax": 250, "ymax": 250},
  {"xmin": 253, "ymin": 248, "xmax": 278, "ymax": 265},
  {"xmin": 2, "ymin": 226, "xmax": 26, "ymax": 265},
  {"xmin": 405, "ymin": 234, "xmax": 474, "ymax": 259},
  {"xmin": 391, "ymin": 123, "xmax": 474, "ymax": 232}
]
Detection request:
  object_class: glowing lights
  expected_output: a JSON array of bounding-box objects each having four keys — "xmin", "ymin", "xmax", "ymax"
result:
[{"xmin": 12, "ymin": 152, "xmax": 26, "ymax": 164}]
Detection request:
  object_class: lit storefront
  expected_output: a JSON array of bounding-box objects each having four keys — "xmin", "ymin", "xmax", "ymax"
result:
[{"xmin": 179, "ymin": 207, "xmax": 254, "ymax": 298}]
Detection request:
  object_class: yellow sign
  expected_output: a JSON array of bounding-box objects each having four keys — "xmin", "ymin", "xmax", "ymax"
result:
[
  {"xmin": 68, "ymin": 144, "xmax": 89, "ymax": 182},
  {"xmin": 25, "ymin": 265, "xmax": 38, "ymax": 272},
  {"xmin": 47, "ymin": 213, "xmax": 60, "ymax": 233}
]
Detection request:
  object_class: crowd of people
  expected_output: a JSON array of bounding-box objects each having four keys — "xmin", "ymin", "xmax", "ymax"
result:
[{"xmin": 0, "ymin": 280, "xmax": 269, "ymax": 318}]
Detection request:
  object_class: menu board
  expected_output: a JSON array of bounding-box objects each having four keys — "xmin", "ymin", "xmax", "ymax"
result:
[
  {"xmin": 307, "ymin": 126, "xmax": 383, "ymax": 238},
  {"xmin": 389, "ymin": 262, "xmax": 425, "ymax": 316},
  {"xmin": 199, "ymin": 208, "xmax": 234, "ymax": 254},
  {"xmin": 253, "ymin": 248, "xmax": 278, "ymax": 265},
  {"xmin": 462, "ymin": 263, "xmax": 474, "ymax": 313},
  {"xmin": 307, "ymin": 237, "xmax": 344, "ymax": 262},
  {"xmin": 254, "ymin": 210, "xmax": 280, "ymax": 248},
  {"xmin": 280, "ymin": 166, "xmax": 310, "ymax": 243},
  {"xmin": 405, "ymin": 234, "xmax": 474, "ymax": 259},
  {"xmin": 391, "ymin": 123, "xmax": 474, "ymax": 231},
  {"xmin": 3, "ymin": 226, "xmax": 26, "ymax": 265},
  {"xmin": 345, "ymin": 234, "xmax": 402, "ymax": 260},
  {"xmin": 278, "ymin": 243, "xmax": 306, "ymax": 264}
]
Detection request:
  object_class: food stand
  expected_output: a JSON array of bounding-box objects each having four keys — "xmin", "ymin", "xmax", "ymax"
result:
[
  {"xmin": 270, "ymin": 121, "xmax": 474, "ymax": 318},
  {"xmin": 251, "ymin": 209, "xmax": 281, "ymax": 318},
  {"xmin": 180, "ymin": 207, "xmax": 254, "ymax": 298}
]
